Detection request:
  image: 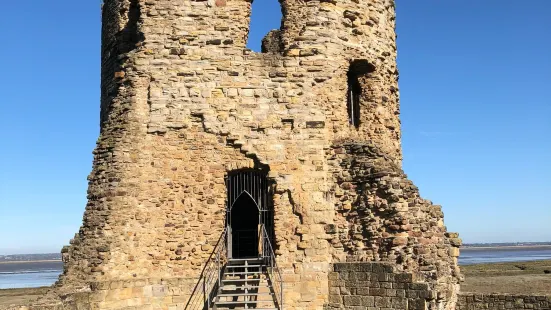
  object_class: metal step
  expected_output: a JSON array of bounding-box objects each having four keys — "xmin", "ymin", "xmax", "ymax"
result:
[
  {"xmin": 221, "ymin": 285, "xmax": 270, "ymax": 290},
  {"xmin": 225, "ymin": 264, "xmax": 263, "ymax": 269},
  {"xmin": 222, "ymin": 278, "xmax": 264, "ymax": 283},
  {"xmin": 224, "ymin": 271, "xmax": 264, "ymax": 276},
  {"xmin": 217, "ymin": 292, "xmax": 274, "ymax": 297},
  {"xmin": 223, "ymin": 277, "xmax": 266, "ymax": 282},
  {"xmin": 214, "ymin": 308, "xmax": 277, "ymax": 310},
  {"xmin": 215, "ymin": 300, "xmax": 274, "ymax": 305},
  {"xmin": 227, "ymin": 258, "xmax": 264, "ymax": 262},
  {"xmin": 211, "ymin": 258, "xmax": 278, "ymax": 310}
]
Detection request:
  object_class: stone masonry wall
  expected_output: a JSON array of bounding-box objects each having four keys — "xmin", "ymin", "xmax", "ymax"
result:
[
  {"xmin": 457, "ymin": 293, "xmax": 551, "ymax": 310},
  {"xmin": 37, "ymin": 0, "xmax": 461, "ymax": 309},
  {"xmin": 324, "ymin": 265, "xmax": 551, "ymax": 310},
  {"xmin": 2, "ymin": 278, "xmax": 198, "ymax": 310},
  {"xmin": 327, "ymin": 142, "xmax": 462, "ymax": 309},
  {"xmin": 5, "ymin": 286, "xmax": 551, "ymax": 310},
  {"xmin": 325, "ymin": 262, "xmax": 435, "ymax": 310}
]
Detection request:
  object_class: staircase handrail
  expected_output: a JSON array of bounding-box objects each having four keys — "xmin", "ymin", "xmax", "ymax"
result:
[
  {"xmin": 185, "ymin": 228, "xmax": 228, "ymax": 310},
  {"xmin": 261, "ymin": 226, "xmax": 283, "ymax": 310}
]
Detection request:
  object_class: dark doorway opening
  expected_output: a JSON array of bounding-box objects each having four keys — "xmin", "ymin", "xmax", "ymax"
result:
[
  {"xmin": 226, "ymin": 170, "xmax": 273, "ymax": 260},
  {"xmin": 230, "ymin": 193, "xmax": 260, "ymax": 258}
]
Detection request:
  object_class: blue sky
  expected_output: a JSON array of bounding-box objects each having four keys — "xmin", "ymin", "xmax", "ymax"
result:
[{"xmin": 0, "ymin": 1, "xmax": 549, "ymax": 255}]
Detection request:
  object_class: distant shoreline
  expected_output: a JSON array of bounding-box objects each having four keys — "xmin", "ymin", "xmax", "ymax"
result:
[
  {"xmin": 462, "ymin": 245, "xmax": 551, "ymax": 250},
  {"xmin": 0, "ymin": 260, "xmax": 62, "ymax": 264}
]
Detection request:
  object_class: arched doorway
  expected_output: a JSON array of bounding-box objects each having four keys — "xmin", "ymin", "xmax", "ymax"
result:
[
  {"xmin": 230, "ymin": 193, "xmax": 259, "ymax": 258},
  {"xmin": 226, "ymin": 170, "xmax": 273, "ymax": 259}
]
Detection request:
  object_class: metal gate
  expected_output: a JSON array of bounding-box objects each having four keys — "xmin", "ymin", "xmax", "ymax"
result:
[{"xmin": 226, "ymin": 170, "xmax": 273, "ymax": 258}]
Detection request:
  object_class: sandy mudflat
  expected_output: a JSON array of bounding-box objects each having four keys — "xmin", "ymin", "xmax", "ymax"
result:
[
  {"xmin": 461, "ymin": 259, "xmax": 551, "ymax": 295},
  {"xmin": 0, "ymin": 287, "xmax": 50, "ymax": 307}
]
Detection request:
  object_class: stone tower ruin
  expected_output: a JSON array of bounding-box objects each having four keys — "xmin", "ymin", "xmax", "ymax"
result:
[{"xmin": 51, "ymin": 0, "xmax": 462, "ymax": 309}]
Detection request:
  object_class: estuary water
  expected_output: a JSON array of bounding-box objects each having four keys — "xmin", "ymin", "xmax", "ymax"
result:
[
  {"xmin": 1, "ymin": 247, "xmax": 551, "ymax": 289},
  {"xmin": 0, "ymin": 261, "xmax": 63, "ymax": 289},
  {"xmin": 458, "ymin": 246, "xmax": 551, "ymax": 265}
]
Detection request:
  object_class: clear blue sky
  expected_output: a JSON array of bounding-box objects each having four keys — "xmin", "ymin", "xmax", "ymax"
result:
[{"xmin": 0, "ymin": 1, "xmax": 549, "ymax": 255}]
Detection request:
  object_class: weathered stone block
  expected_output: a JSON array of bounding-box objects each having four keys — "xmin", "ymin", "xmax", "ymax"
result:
[
  {"xmin": 408, "ymin": 298, "xmax": 427, "ymax": 310},
  {"xmin": 328, "ymin": 294, "xmax": 343, "ymax": 304},
  {"xmin": 361, "ymin": 296, "xmax": 375, "ymax": 307},
  {"xmin": 374, "ymin": 296, "xmax": 391, "ymax": 308},
  {"xmin": 343, "ymin": 296, "xmax": 362, "ymax": 306}
]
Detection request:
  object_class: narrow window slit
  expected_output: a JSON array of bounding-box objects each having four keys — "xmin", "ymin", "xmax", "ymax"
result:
[
  {"xmin": 347, "ymin": 60, "xmax": 375, "ymax": 129},
  {"xmin": 347, "ymin": 71, "xmax": 362, "ymax": 128}
]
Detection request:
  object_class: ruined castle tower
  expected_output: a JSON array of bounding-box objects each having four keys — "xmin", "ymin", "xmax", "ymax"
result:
[{"xmin": 54, "ymin": 0, "xmax": 462, "ymax": 309}]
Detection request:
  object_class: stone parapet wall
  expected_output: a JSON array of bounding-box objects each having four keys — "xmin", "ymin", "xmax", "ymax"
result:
[
  {"xmin": 325, "ymin": 262, "xmax": 436, "ymax": 310},
  {"xmin": 328, "ymin": 141, "xmax": 461, "ymax": 308},
  {"xmin": 1, "ymin": 278, "xmax": 197, "ymax": 310},
  {"xmin": 457, "ymin": 293, "xmax": 551, "ymax": 310}
]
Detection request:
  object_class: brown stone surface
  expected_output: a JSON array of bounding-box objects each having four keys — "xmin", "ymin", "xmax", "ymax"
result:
[
  {"xmin": 5, "ymin": 0, "xmax": 465, "ymax": 309},
  {"xmin": 326, "ymin": 262, "xmax": 435, "ymax": 310},
  {"xmin": 262, "ymin": 30, "xmax": 282, "ymax": 54},
  {"xmin": 328, "ymin": 142, "xmax": 461, "ymax": 307},
  {"xmin": 457, "ymin": 293, "xmax": 551, "ymax": 310}
]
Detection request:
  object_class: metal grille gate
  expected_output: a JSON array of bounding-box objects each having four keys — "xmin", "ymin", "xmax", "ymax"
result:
[{"xmin": 226, "ymin": 170, "xmax": 273, "ymax": 259}]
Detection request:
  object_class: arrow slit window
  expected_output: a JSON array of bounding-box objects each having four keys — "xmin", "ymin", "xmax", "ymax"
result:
[{"xmin": 347, "ymin": 70, "xmax": 362, "ymax": 128}]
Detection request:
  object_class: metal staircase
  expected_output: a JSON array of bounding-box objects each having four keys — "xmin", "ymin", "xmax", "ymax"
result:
[
  {"xmin": 212, "ymin": 258, "xmax": 277, "ymax": 309},
  {"xmin": 185, "ymin": 228, "xmax": 283, "ymax": 310}
]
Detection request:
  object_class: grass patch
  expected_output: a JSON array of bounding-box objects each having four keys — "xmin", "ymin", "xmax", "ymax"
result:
[{"xmin": 462, "ymin": 260, "xmax": 551, "ymax": 277}]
